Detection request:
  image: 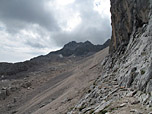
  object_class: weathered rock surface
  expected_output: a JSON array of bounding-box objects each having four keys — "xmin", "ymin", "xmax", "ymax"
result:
[
  {"xmin": 68, "ymin": 0, "xmax": 152, "ymax": 113},
  {"xmin": 110, "ymin": 0, "xmax": 150, "ymax": 53}
]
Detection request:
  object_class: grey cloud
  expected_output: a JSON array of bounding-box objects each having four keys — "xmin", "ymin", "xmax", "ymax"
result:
[
  {"xmin": 52, "ymin": 0, "xmax": 111, "ymax": 47},
  {"xmin": 0, "ymin": 0, "xmax": 59, "ymax": 33},
  {"xmin": 25, "ymin": 40, "xmax": 45, "ymax": 49},
  {"xmin": 0, "ymin": 0, "xmax": 111, "ymax": 46},
  {"xmin": 0, "ymin": 0, "xmax": 111, "ymax": 62}
]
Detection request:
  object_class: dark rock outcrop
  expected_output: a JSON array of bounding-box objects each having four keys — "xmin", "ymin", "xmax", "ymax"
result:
[{"xmin": 51, "ymin": 39, "xmax": 110, "ymax": 57}]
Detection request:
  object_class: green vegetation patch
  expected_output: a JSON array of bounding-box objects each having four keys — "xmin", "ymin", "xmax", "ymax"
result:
[{"xmin": 140, "ymin": 69, "xmax": 145, "ymax": 75}]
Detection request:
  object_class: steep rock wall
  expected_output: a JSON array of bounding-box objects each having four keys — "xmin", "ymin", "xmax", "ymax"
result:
[
  {"xmin": 109, "ymin": 0, "xmax": 152, "ymax": 92},
  {"xmin": 110, "ymin": 0, "xmax": 150, "ymax": 53}
]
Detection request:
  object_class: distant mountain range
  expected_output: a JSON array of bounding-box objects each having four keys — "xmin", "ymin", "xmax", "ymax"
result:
[{"xmin": 0, "ymin": 39, "xmax": 110, "ymax": 78}]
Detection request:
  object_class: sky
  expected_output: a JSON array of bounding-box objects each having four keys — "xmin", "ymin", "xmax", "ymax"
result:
[{"xmin": 0, "ymin": 0, "xmax": 111, "ymax": 62}]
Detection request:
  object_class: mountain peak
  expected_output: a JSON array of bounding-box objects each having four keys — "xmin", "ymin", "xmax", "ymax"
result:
[
  {"xmin": 63, "ymin": 41, "xmax": 93, "ymax": 50},
  {"xmin": 84, "ymin": 40, "xmax": 93, "ymax": 45},
  {"xmin": 63, "ymin": 41, "xmax": 78, "ymax": 50},
  {"xmin": 52, "ymin": 40, "xmax": 110, "ymax": 57}
]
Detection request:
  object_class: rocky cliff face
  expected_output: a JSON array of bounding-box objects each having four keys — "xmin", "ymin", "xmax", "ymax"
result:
[
  {"xmin": 110, "ymin": 0, "xmax": 150, "ymax": 53},
  {"xmin": 109, "ymin": 0, "xmax": 152, "ymax": 93},
  {"xmin": 69, "ymin": 0, "xmax": 152, "ymax": 113}
]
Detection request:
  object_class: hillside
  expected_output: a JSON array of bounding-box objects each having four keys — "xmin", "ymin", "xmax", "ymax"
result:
[
  {"xmin": 0, "ymin": 40, "xmax": 110, "ymax": 79},
  {"xmin": 0, "ymin": 40, "xmax": 109, "ymax": 114}
]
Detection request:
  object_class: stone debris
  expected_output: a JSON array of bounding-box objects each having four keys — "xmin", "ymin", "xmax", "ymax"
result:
[
  {"xmin": 94, "ymin": 100, "xmax": 111, "ymax": 113},
  {"xmin": 131, "ymin": 100, "xmax": 140, "ymax": 105},
  {"xmin": 21, "ymin": 81, "xmax": 31, "ymax": 88},
  {"xmin": 119, "ymin": 103, "xmax": 127, "ymax": 108}
]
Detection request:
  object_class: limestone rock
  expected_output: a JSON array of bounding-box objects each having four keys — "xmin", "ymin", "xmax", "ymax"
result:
[
  {"xmin": 110, "ymin": 0, "xmax": 150, "ymax": 53},
  {"xmin": 68, "ymin": 0, "xmax": 152, "ymax": 113},
  {"xmin": 94, "ymin": 101, "xmax": 111, "ymax": 113}
]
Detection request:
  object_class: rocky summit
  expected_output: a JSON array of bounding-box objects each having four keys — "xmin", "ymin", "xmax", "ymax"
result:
[{"xmin": 51, "ymin": 39, "xmax": 110, "ymax": 57}]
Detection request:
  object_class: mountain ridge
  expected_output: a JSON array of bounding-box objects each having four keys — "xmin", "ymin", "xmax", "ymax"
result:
[
  {"xmin": 0, "ymin": 39, "xmax": 110, "ymax": 79},
  {"xmin": 50, "ymin": 39, "xmax": 110, "ymax": 57}
]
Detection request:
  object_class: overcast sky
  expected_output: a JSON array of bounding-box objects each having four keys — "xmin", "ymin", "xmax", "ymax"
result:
[{"xmin": 0, "ymin": 0, "xmax": 111, "ymax": 62}]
